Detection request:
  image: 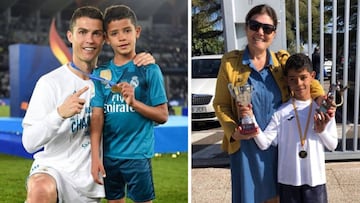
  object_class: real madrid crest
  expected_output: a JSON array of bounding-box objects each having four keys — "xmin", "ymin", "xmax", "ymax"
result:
[{"xmin": 130, "ymin": 76, "xmax": 139, "ymax": 88}]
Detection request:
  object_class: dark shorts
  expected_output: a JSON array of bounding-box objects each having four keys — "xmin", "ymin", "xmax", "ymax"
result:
[
  {"xmin": 279, "ymin": 183, "xmax": 328, "ymax": 203},
  {"xmin": 103, "ymin": 157, "xmax": 155, "ymax": 202}
]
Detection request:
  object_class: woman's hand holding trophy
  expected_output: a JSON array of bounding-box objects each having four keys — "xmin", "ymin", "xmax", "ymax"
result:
[{"xmin": 228, "ymin": 83, "xmax": 259, "ymax": 141}]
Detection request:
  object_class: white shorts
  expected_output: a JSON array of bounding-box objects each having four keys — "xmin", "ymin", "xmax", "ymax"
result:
[{"xmin": 27, "ymin": 165, "xmax": 101, "ymax": 203}]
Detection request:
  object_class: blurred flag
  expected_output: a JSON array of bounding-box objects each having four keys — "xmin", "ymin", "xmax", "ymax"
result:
[{"xmin": 49, "ymin": 18, "xmax": 71, "ymax": 64}]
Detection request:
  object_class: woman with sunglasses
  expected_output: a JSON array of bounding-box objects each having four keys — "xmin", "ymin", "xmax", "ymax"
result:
[{"xmin": 213, "ymin": 4, "xmax": 326, "ymax": 203}]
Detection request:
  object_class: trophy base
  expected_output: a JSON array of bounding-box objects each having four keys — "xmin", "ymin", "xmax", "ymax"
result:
[{"xmin": 240, "ymin": 123, "xmax": 257, "ymax": 134}]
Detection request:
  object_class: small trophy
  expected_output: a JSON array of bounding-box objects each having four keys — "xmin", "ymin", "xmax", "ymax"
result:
[
  {"xmin": 316, "ymin": 81, "xmax": 348, "ymax": 115},
  {"xmin": 228, "ymin": 83, "xmax": 257, "ymax": 134}
]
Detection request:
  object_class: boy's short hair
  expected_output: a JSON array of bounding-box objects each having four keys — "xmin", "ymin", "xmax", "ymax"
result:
[
  {"xmin": 104, "ymin": 5, "xmax": 138, "ymax": 31},
  {"xmin": 284, "ymin": 53, "xmax": 313, "ymax": 76},
  {"xmin": 69, "ymin": 6, "xmax": 104, "ymax": 32}
]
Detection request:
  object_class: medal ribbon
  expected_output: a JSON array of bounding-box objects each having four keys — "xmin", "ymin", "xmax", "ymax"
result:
[
  {"xmin": 292, "ymin": 98, "xmax": 313, "ymax": 148},
  {"xmin": 70, "ymin": 62, "xmax": 116, "ymax": 86}
]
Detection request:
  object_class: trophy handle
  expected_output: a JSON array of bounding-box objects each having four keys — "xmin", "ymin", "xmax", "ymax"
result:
[
  {"xmin": 317, "ymin": 82, "xmax": 348, "ymax": 115},
  {"xmin": 228, "ymin": 83, "xmax": 236, "ymax": 98},
  {"xmin": 329, "ymin": 82, "xmax": 348, "ymax": 107}
]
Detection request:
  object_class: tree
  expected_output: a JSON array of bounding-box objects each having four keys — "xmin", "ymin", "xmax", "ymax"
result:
[
  {"xmin": 191, "ymin": 0, "xmax": 356, "ymax": 55},
  {"xmin": 192, "ymin": 0, "xmax": 224, "ymax": 55},
  {"xmin": 285, "ymin": 0, "xmax": 357, "ymax": 54},
  {"xmin": 286, "ymin": 0, "xmax": 326, "ymax": 52},
  {"xmin": 325, "ymin": 0, "xmax": 358, "ymax": 58}
]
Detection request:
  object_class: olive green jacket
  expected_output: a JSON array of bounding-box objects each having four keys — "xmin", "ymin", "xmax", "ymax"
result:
[{"xmin": 213, "ymin": 50, "xmax": 325, "ymax": 154}]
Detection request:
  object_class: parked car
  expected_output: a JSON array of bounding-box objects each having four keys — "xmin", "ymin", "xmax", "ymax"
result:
[
  {"xmin": 191, "ymin": 55, "xmax": 222, "ymax": 123},
  {"xmin": 323, "ymin": 58, "xmax": 332, "ymax": 79}
]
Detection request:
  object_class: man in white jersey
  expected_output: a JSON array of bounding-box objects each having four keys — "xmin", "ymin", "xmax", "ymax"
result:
[{"xmin": 22, "ymin": 6, "xmax": 154, "ymax": 203}]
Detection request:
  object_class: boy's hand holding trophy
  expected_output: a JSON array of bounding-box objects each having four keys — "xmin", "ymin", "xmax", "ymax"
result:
[{"xmin": 316, "ymin": 81, "xmax": 347, "ymax": 117}]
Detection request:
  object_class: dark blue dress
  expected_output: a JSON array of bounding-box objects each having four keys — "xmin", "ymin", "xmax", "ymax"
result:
[{"xmin": 230, "ymin": 48, "xmax": 283, "ymax": 203}]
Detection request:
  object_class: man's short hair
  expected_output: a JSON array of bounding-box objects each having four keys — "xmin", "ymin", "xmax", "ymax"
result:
[{"xmin": 69, "ymin": 6, "xmax": 104, "ymax": 32}]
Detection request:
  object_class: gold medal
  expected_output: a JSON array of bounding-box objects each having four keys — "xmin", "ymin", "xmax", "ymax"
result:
[
  {"xmin": 292, "ymin": 99, "xmax": 313, "ymax": 160},
  {"xmin": 298, "ymin": 150, "xmax": 307, "ymax": 158},
  {"xmin": 111, "ymin": 85, "xmax": 122, "ymax": 93}
]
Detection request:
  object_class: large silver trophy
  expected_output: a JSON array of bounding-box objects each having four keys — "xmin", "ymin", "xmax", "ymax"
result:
[{"xmin": 228, "ymin": 83, "xmax": 257, "ymax": 134}]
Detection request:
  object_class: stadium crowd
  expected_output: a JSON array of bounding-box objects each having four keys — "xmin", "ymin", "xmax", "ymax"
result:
[{"xmin": 0, "ymin": 13, "xmax": 187, "ymax": 109}]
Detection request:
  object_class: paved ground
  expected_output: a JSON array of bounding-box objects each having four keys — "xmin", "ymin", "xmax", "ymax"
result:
[
  {"xmin": 191, "ymin": 124, "xmax": 360, "ymax": 203},
  {"xmin": 191, "ymin": 162, "xmax": 360, "ymax": 203}
]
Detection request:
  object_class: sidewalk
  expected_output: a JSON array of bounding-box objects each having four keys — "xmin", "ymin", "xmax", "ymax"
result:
[
  {"xmin": 191, "ymin": 122, "xmax": 360, "ymax": 203},
  {"xmin": 191, "ymin": 161, "xmax": 360, "ymax": 203}
]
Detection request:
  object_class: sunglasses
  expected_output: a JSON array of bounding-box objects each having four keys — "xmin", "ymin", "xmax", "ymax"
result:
[{"xmin": 247, "ymin": 20, "xmax": 276, "ymax": 35}]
